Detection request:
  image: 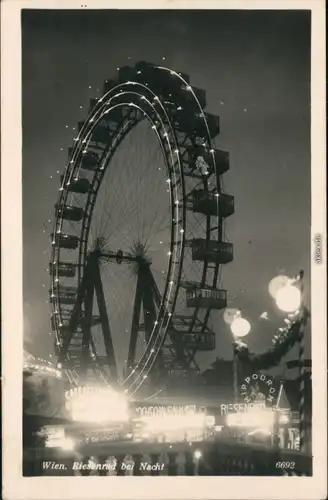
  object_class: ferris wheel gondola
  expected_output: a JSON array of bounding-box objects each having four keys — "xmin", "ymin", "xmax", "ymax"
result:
[{"xmin": 49, "ymin": 61, "xmax": 234, "ymax": 395}]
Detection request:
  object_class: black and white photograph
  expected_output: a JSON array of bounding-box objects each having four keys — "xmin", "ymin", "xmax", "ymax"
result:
[{"xmin": 1, "ymin": 1, "xmax": 326, "ymax": 499}]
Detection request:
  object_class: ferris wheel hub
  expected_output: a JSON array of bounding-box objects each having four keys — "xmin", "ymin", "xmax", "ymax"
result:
[{"xmin": 130, "ymin": 240, "xmax": 151, "ymax": 264}]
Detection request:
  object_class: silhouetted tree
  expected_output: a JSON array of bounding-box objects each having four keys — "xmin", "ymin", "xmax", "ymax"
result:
[{"xmin": 201, "ymin": 357, "xmax": 254, "ymax": 387}]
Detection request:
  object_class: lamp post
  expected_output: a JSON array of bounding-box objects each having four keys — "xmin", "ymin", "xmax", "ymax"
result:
[
  {"xmin": 274, "ymin": 270, "xmax": 307, "ymax": 452},
  {"xmin": 230, "ymin": 317, "xmax": 251, "ymax": 403}
]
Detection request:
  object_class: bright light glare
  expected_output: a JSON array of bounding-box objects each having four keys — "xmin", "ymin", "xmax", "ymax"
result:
[
  {"xmin": 60, "ymin": 437, "xmax": 75, "ymax": 451},
  {"xmin": 46, "ymin": 434, "xmax": 75, "ymax": 450},
  {"xmin": 141, "ymin": 414, "xmax": 206, "ymax": 432},
  {"xmin": 205, "ymin": 415, "xmax": 215, "ymax": 426},
  {"xmin": 275, "ymin": 285, "xmax": 301, "ymax": 313},
  {"xmin": 223, "ymin": 308, "xmax": 241, "ymax": 325},
  {"xmin": 40, "ymin": 425, "xmax": 66, "ymax": 448},
  {"xmin": 194, "ymin": 450, "xmax": 202, "ymax": 460},
  {"xmin": 268, "ymin": 275, "xmax": 290, "ymax": 299},
  {"xmin": 248, "ymin": 428, "xmax": 271, "ymax": 437},
  {"xmin": 279, "ymin": 414, "xmax": 289, "ymax": 424},
  {"xmin": 66, "ymin": 387, "xmax": 129, "ymax": 423},
  {"xmin": 227, "ymin": 408, "xmax": 274, "ymax": 428},
  {"xmin": 230, "ymin": 317, "xmax": 251, "ymax": 337}
]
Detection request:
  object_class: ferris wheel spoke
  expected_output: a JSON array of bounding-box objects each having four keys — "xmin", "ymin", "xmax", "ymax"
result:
[
  {"xmin": 90, "ymin": 196, "xmax": 140, "ymax": 250},
  {"xmin": 100, "ymin": 128, "xmax": 165, "ymax": 245},
  {"xmin": 92, "ymin": 132, "xmax": 169, "ymax": 254},
  {"xmin": 91, "ymin": 208, "xmax": 130, "ymax": 250},
  {"xmin": 90, "ymin": 182, "xmax": 128, "ymax": 246},
  {"xmin": 143, "ymin": 206, "xmax": 170, "ymax": 250},
  {"xmin": 101, "ymin": 197, "xmax": 141, "ymax": 244},
  {"xmin": 137, "ymin": 153, "xmax": 166, "ymax": 240}
]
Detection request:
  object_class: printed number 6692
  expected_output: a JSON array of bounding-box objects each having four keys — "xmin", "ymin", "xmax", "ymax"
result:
[{"xmin": 276, "ymin": 462, "xmax": 295, "ymax": 469}]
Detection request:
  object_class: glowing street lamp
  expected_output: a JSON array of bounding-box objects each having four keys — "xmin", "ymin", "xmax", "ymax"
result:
[
  {"xmin": 275, "ymin": 284, "xmax": 302, "ymax": 313},
  {"xmin": 269, "ymin": 271, "xmax": 303, "ymax": 313},
  {"xmin": 272, "ymin": 270, "xmax": 308, "ymax": 451},
  {"xmin": 229, "ymin": 315, "xmax": 251, "ymax": 405},
  {"xmin": 230, "ymin": 317, "xmax": 251, "ymax": 338},
  {"xmin": 193, "ymin": 449, "xmax": 203, "ymax": 475},
  {"xmin": 268, "ymin": 275, "xmax": 290, "ymax": 299},
  {"xmin": 223, "ymin": 308, "xmax": 241, "ymax": 325}
]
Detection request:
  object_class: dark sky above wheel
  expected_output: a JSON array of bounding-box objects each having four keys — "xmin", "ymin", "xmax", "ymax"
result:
[{"xmin": 22, "ymin": 8, "xmax": 311, "ymax": 373}]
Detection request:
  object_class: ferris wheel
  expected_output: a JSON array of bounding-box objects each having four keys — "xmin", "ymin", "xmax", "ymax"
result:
[{"xmin": 49, "ymin": 61, "xmax": 234, "ymax": 395}]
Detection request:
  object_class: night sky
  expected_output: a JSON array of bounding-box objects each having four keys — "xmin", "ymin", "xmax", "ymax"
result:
[{"xmin": 22, "ymin": 9, "xmax": 311, "ymax": 374}]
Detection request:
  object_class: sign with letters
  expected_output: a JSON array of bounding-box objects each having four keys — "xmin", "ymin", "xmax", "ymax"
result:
[
  {"xmin": 220, "ymin": 402, "xmax": 265, "ymax": 415},
  {"xmin": 240, "ymin": 372, "xmax": 277, "ymax": 405},
  {"xmin": 131, "ymin": 404, "xmax": 206, "ymax": 418}
]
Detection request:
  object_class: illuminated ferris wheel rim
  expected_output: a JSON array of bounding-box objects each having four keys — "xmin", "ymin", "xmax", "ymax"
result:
[{"xmin": 50, "ymin": 61, "xmax": 231, "ymax": 394}]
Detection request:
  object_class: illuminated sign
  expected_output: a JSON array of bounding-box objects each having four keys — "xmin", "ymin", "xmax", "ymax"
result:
[
  {"xmin": 240, "ymin": 372, "xmax": 277, "ymax": 404},
  {"xmin": 132, "ymin": 404, "xmax": 206, "ymax": 418},
  {"xmin": 220, "ymin": 402, "xmax": 265, "ymax": 415},
  {"xmin": 66, "ymin": 421, "xmax": 131, "ymax": 445},
  {"xmin": 226, "ymin": 407, "xmax": 275, "ymax": 428},
  {"xmin": 82, "ymin": 429, "xmax": 130, "ymax": 444},
  {"xmin": 65, "ymin": 386, "xmax": 105, "ymax": 400},
  {"xmin": 64, "ymin": 386, "xmax": 129, "ymax": 423}
]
